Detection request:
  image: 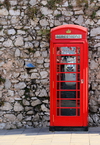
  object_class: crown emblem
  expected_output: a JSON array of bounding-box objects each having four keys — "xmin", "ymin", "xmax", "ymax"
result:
[{"xmin": 66, "ymin": 29, "xmax": 71, "ymax": 33}]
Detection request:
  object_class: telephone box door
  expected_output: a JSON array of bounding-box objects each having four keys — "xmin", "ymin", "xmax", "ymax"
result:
[{"xmin": 51, "ymin": 43, "xmax": 87, "ymax": 127}]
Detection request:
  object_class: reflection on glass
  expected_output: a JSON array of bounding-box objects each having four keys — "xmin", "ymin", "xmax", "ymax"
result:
[
  {"xmin": 57, "ymin": 100, "xmax": 76, "ymax": 107},
  {"xmin": 57, "ymin": 82, "xmax": 76, "ymax": 90},
  {"xmin": 60, "ymin": 47, "xmax": 76, "ymax": 55},
  {"xmin": 57, "ymin": 108, "xmax": 76, "ymax": 116},
  {"xmin": 57, "ymin": 91, "xmax": 76, "ymax": 98}
]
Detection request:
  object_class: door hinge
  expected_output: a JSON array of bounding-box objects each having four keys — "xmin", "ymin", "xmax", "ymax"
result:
[
  {"xmin": 81, "ymin": 79, "xmax": 84, "ymax": 84},
  {"xmin": 53, "ymin": 115, "xmax": 54, "ymax": 122},
  {"xmin": 53, "ymin": 81, "xmax": 54, "ymax": 88}
]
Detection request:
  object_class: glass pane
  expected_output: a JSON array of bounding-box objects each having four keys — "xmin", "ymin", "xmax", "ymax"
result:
[
  {"xmin": 57, "ymin": 82, "xmax": 76, "ymax": 90},
  {"xmin": 57, "ymin": 73, "xmax": 78, "ymax": 81},
  {"xmin": 57, "ymin": 108, "xmax": 76, "ymax": 116},
  {"xmin": 57, "ymin": 91, "xmax": 76, "ymax": 98},
  {"xmin": 57, "ymin": 56, "xmax": 76, "ymax": 64},
  {"xmin": 57, "ymin": 100, "xmax": 76, "ymax": 107},
  {"xmin": 57, "ymin": 65, "xmax": 80, "ymax": 73},
  {"xmin": 57, "ymin": 47, "xmax": 76, "ymax": 55}
]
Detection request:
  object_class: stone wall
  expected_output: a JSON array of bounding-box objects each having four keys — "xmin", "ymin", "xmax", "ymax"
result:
[{"xmin": 0, "ymin": 0, "xmax": 100, "ymax": 129}]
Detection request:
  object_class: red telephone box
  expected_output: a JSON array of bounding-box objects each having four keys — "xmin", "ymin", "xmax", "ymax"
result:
[{"xmin": 49, "ymin": 24, "xmax": 88, "ymax": 131}]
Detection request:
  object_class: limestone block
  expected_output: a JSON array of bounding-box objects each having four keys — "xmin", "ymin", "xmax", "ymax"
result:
[
  {"xmin": 27, "ymin": 111, "xmax": 34, "ymax": 115},
  {"xmin": 62, "ymin": 10, "xmax": 73, "ymax": 16},
  {"xmin": 96, "ymin": 10, "xmax": 100, "ymax": 16},
  {"xmin": 23, "ymin": 99, "xmax": 30, "ymax": 106},
  {"xmin": 75, "ymin": 10, "xmax": 84, "ymax": 15},
  {"xmin": 17, "ymin": 114, "xmax": 23, "ymax": 121},
  {"xmin": 40, "ymin": 19, "xmax": 49, "ymax": 26},
  {"xmin": 13, "ymin": 72, "xmax": 19, "ymax": 78},
  {"xmin": 62, "ymin": 1, "xmax": 68, "ymax": 7},
  {"xmin": 40, "ymin": 71, "xmax": 48, "ymax": 78},
  {"xmin": 29, "ymin": 0, "xmax": 37, "ymax": 6},
  {"xmin": 31, "ymin": 99, "xmax": 41, "ymax": 107},
  {"xmin": 92, "ymin": 114, "xmax": 99, "ymax": 124},
  {"xmin": 11, "ymin": 16, "xmax": 19, "ymax": 24},
  {"xmin": 9, "ymin": 9, "xmax": 20, "ymax": 15},
  {"xmin": 34, "ymin": 51, "xmax": 40, "ymax": 57},
  {"xmin": 36, "ymin": 57, "xmax": 44, "ymax": 64},
  {"xmin": 40, "ymin": 7, "xmax": 52, "ymax": 15},
  {"xmin": 0, "ymin": 123, "xmax": 5, "ymax": 129},
  {"xmin": 0, "ymin": 92, "xmax": 2, "ymax": 98},
  {"xmin": 17, "ymin": 30, "xmax": 25, "ymax": 35},
  {"xmin": 14, "ymin": 102, "xmax": 24, "ymax": 111},
  {"xmin": 32, "ymin": 113, "xmax": 39, "ymax": 121},
  {"xmin": 15, "ymin": 49, "xmax": 20, "ymax": 57},
  {"xmin": 90, "ymin": 27, "xmax": 100, "ymax": 36},
  {"xmin": 41, "ymin": 1, "xmax": 47, "ymax": 5},
  {"xmin": 40, "ymin": 42, "xmax": 49, "ymax": 48},
  {"xmin": 7, "ymin": 29, "xmax": 16, "ymax": 35},
  {"xmin": 41, "ymin": 104, "xmax": 49, "ymax": 112},
  {"xmin": 90, "ymin": 60, "xmax": 98, "ymax": 69},
  {"xmin": 89, "ymin": 105, "xmax": 98, "ymax": 113},
  {"xmin": 0, "ymin": 18, "xmax": 7, "ymax": 25},
  {"xmin": 31, "ymin": 73, "xmax": 39, "ymax": 79},
  {"xmin": 39, "ymin": 89, "xmax": 47, "ymax": 97},
  {"xmin": 15, "ymin": 36, "xmax": 24, "ymax": 46},
  {"xmin": 0, "ymin": 61, "xmax": 4, "ymax": 67},
  {"xmin": 8, "ymin": 90, "xmax": 14, "ymax": 96},
  {"xmin": 1, "ymin": 102, "xmax": 12, "ymax": 110},
  {"xmin": 96, "ymin": 72, "xmax": 100, "ymax": 79},
  {"xmin": 14, "ymin": 82, "xmax": 26, "ymax": 89},
  {"xmin": 0, "ymin": 30, "xmax": 4, "ymax": 36},
  {"xmin": 5, "ymin": 79, "xmax": 11, "ymax": 89},
  {"xmin": 4, "ymin": 114, "xmax": 16, "ymax": 122},
  {"xmin": 0, "ymin": 9, "xmax": 8, "ymax": 15},
  {"xmin": 3, "ymin": 39, "xmax": 13, "ymax": 47},
  {"xmin": 75, "ymin": 15, "xmax": 84, "ymax": 25}
]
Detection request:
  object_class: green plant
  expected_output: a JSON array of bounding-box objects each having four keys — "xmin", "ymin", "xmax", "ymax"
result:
[
  {"xmin": 91, "ymin": 11, "xmax": 96, "ymax": 19},
  {"xmin": 0, "ymin": 27, "xmax": 3, "ymax": 31},
  {"xmin": 76, "ymin": 0, "xmax": 88, "ymax": 6},
  {"xmin": 4, "ymin": 0, "xmax": 11, "ymax": 10},
  {"xmin": 47, "ymin": 0, "xmax": 62, "ymax": 10},
  {"xmin": 13, "ymin": 6, "xmax": 17, "ymax": 10},
  {"xmin": 55, "ymin": 14, "xmax": 62, "ymax": 18},
  {"xmin": 68, "ymin": 5, "xmax": 73, "ymax": 9},
  {"xmin": 28, "ymin": 48, "xmax": 35, "ymax": 53},
  {"xmin": 0, "ymin": 98, "xmax": 5, "ymax": 107},
  {"xmin": 0, "ymin": 3, "xmax": 3, "ymax": 6},
  {"xmin": 27, "ymin": 6, "xmax": 38, "ymax": 19},
  {"xmin": 0, "ymin": 75, "xmax": 5, "ymax": 84},
  {"xmin": 24, "ymin": 87, "xmax": 30, "ymax": 99},
  {"xmin": 39, "ymin": 29, "xmax": 50, "ymax": 36}
]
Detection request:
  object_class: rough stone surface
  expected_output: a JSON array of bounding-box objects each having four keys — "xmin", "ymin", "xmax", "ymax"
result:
[
  {"xmin": 14, "ymin": 102, "xmax": 24, "ymax": 112},
  {"xmin": 14, "ymin": 82, "xmax": 26, "ymax": 89},
  {"xmin": 5, "ymin": 79, "xmax": 11, "ymax": 89},
  {"xmin": 31, "ymin": 99, "xmax": 41, "ymax": 107},
  {"xmin": 0, "ymin": 0, "xmax": 99, "ymax": 129},
  {"xmin": 4, "ymin": 114, "xmax": 16, "ymax": 122},
  {"xmin": 1, "ymin": 102, "xmax": 12, "ymax": 111},
  {"xmin": 15, "ymin": 36, "xmax": 24, "ymax": 46}
]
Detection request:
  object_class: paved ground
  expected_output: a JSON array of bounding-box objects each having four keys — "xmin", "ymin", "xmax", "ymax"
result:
[{"xmin": 0, "ymin": 127, "xmax": 100, "ymax": 145}]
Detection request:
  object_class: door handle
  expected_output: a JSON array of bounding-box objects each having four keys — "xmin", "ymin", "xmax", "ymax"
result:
[{"xmin": 81, "ymin": 79, "xmax": 84, "ymax": 84}]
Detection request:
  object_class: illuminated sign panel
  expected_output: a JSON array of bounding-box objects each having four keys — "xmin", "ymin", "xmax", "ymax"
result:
[{"xmin": 56, "ymin": 34, "xmax": 82, "ymax": 39}]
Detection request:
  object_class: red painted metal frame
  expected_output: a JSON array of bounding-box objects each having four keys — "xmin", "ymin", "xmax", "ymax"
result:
[{"xmin": 50, "ymin": 24, "xmax": 88, "ymax": 127}]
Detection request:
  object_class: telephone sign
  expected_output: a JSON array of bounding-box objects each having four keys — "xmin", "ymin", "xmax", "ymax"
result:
[{"xmin": 49, "ymin": 25, "xmax": 88, "ymax": 131}]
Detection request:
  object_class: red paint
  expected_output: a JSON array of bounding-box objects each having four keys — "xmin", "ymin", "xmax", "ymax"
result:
[{"xmin": 50, "ymin": 24, "xmax": 88, "ymax": 127}]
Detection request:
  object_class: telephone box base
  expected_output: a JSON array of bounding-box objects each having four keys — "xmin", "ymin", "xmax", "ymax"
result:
[{"xmin": 49, "ymin": 126, "xmax": 88, "ymax": 131}]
